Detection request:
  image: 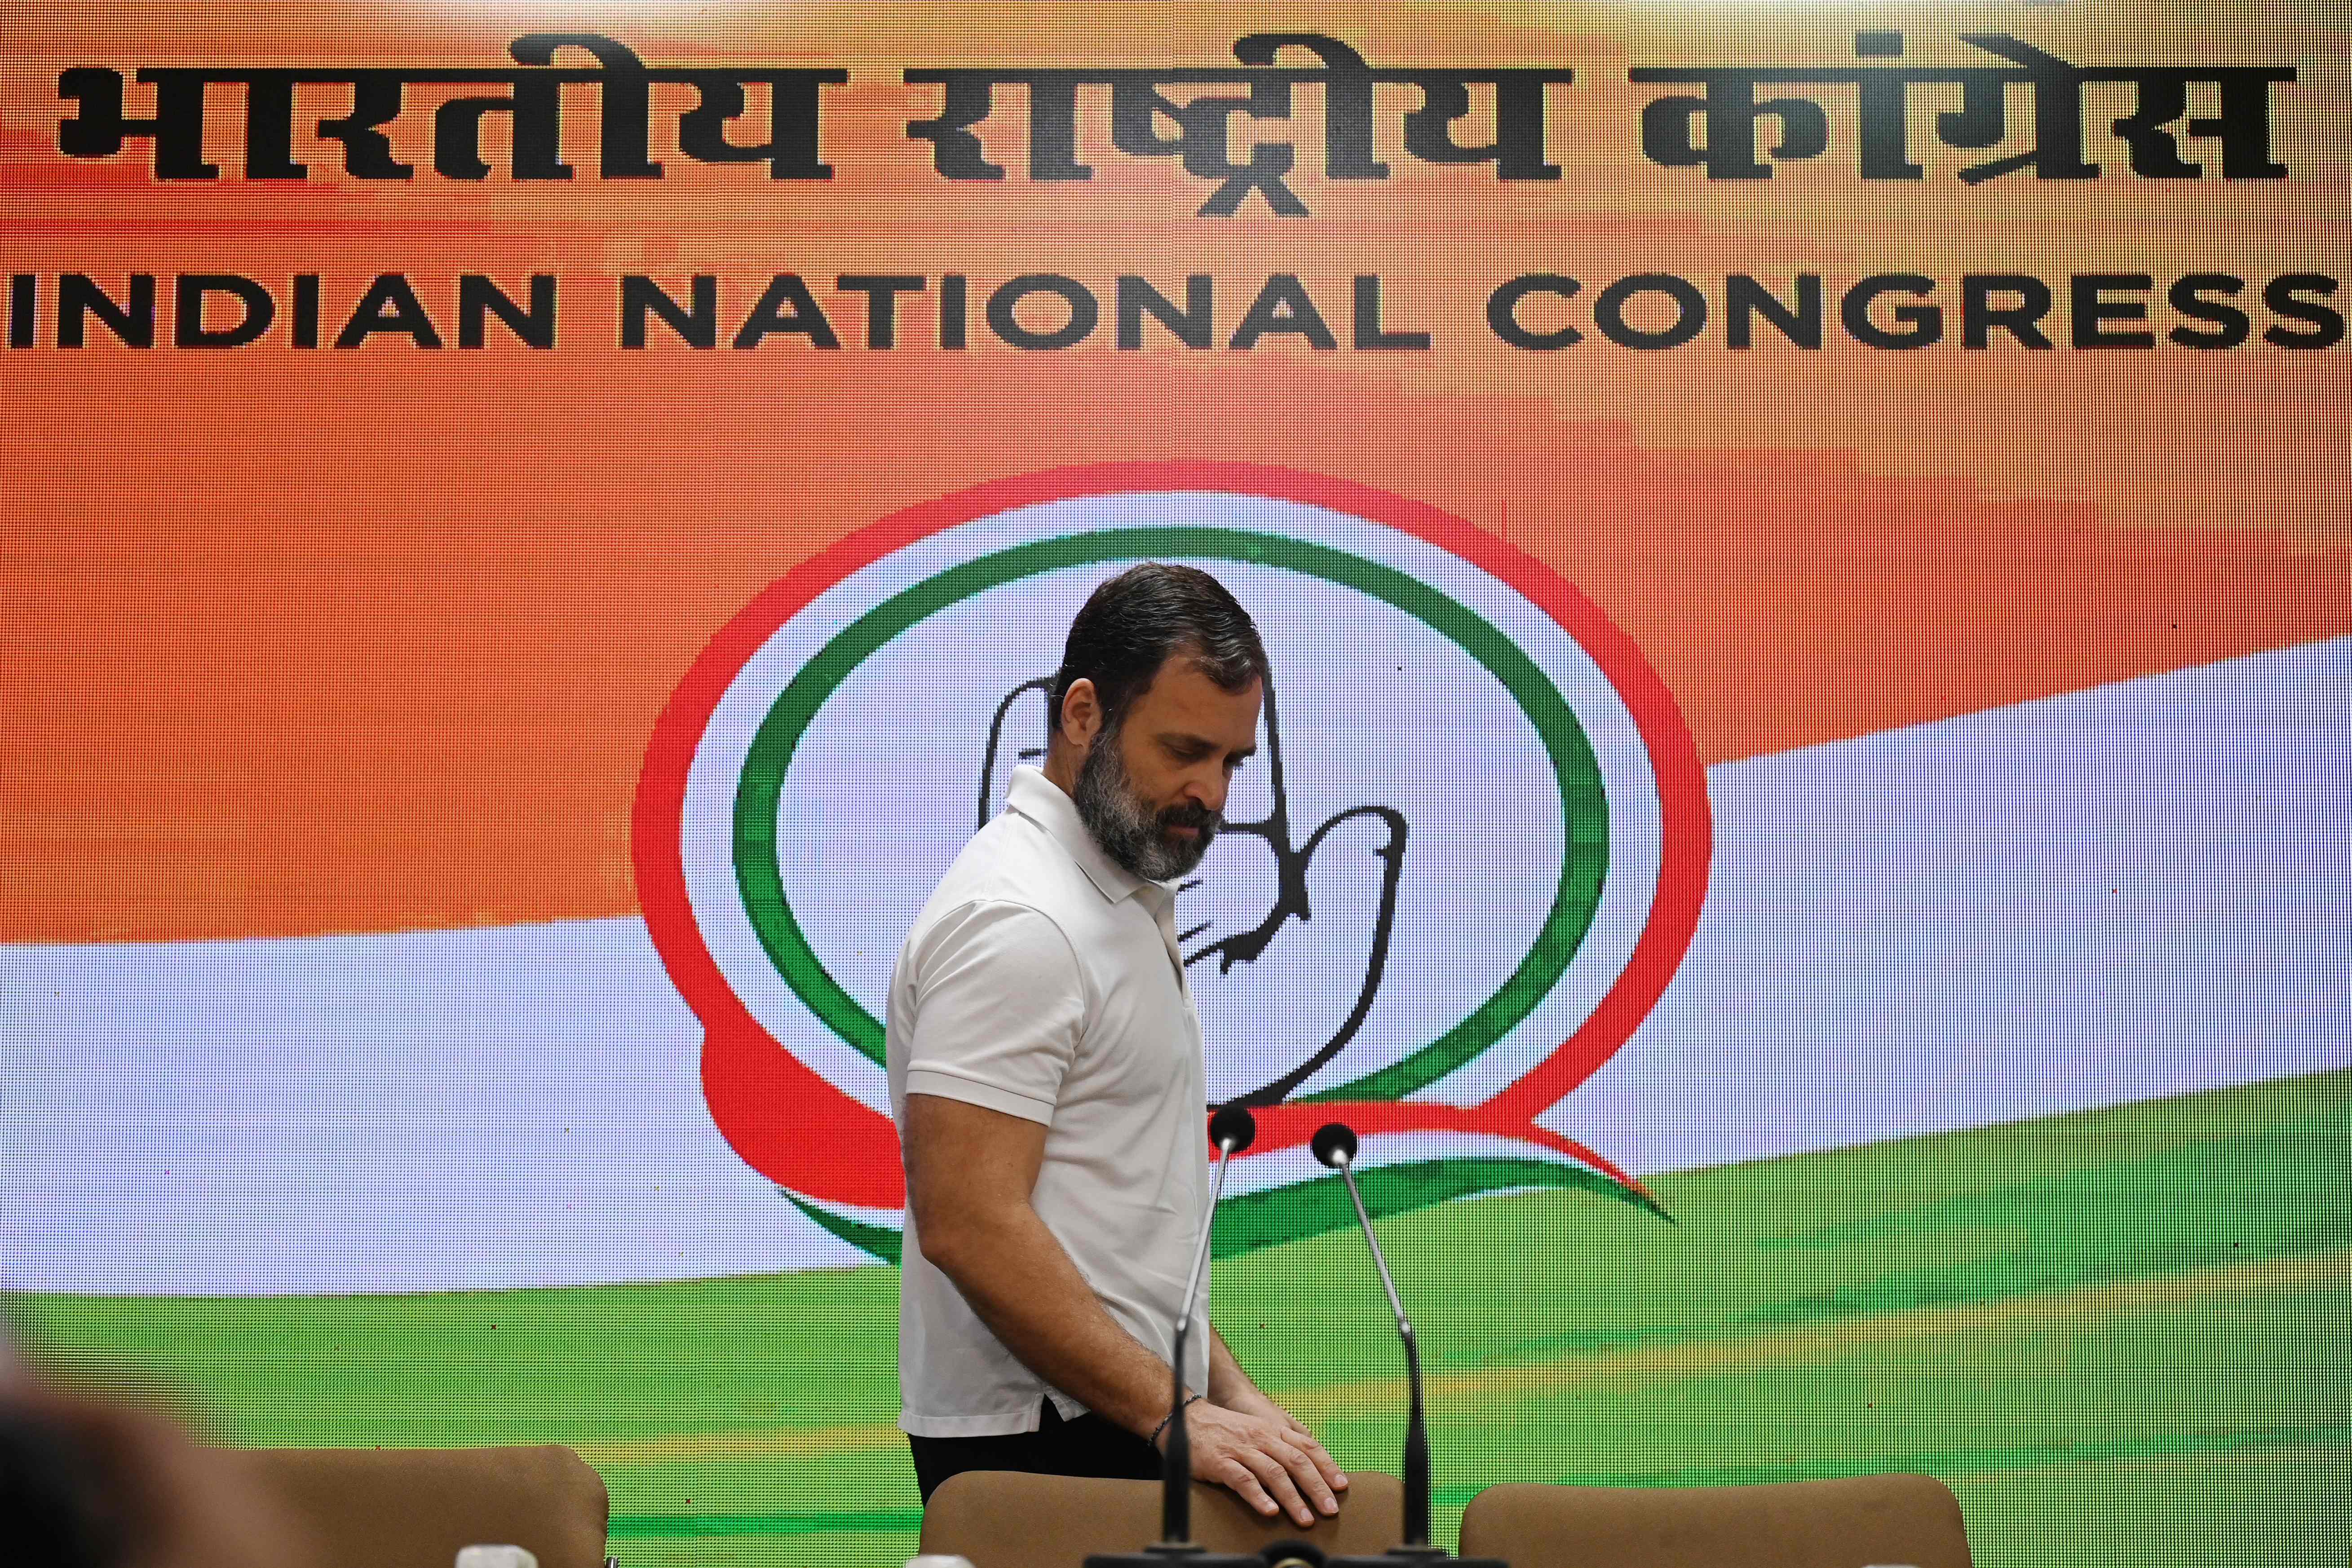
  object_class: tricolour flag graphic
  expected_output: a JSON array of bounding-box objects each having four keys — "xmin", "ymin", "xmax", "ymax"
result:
[{"xmin": 5, "ymin": 474, "xmax": 2341, "ymax": 1295}]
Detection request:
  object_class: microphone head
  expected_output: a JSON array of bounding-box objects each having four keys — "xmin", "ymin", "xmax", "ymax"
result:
[
  {"xmin": 1208, "ymin": 1102, "xmax": 1257, "ymax": 1154},
  {"xmin": 1309, "ymin": 1122, "xmax": 1358, "ymax": 1170}
]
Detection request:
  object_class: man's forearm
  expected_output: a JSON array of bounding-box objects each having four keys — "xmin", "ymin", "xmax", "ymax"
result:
[
  {"xmin": 925, "ymin": 1204, "xmax": 1179, "ymax": 1440},
  {"xmin": 1207, "ymin": 1324, "xmax": 1262, "ymax": 1406}
]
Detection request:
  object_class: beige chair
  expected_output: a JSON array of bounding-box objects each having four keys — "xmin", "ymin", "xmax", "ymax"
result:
[
  {"xmin": 1458, "ymin": 1474, "xmax": 1972, "ymax": 1568},
  {"xmin": 225, "ymin": 1445, "xmax": 610, "ymax": 1568},
  {"xmin": 921, "ymin": 1469, "xmax": 1407, "ymax": 1567}
]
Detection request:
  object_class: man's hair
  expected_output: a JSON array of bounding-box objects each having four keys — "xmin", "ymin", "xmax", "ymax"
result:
[{"xmin": 1049, "ymin": 562, "xmax": 1268, "ymax": 740}]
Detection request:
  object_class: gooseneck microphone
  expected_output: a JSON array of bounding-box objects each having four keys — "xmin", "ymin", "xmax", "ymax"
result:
[
  {"xmin": 1310, "ymin": 1122, "xmax": 1428, "ymax": 1549},
  {"xmin": 1085, "ymin": 1104, "xmax": 1264, "ymax": 1568},
  {"xmin": 1313, "ymin": 1122, "xmax": 1506, "ymax": 1568},
  {"xmin": 1165, "ymin": 1104, "xmax": 1258, "ymax": 1542}
]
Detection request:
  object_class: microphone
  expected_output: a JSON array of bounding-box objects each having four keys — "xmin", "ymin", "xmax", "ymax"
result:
[
  {"xmin": 1209, "ymin": 1102, "xmax": 1259, "ymax": 1156},
  {"xmin": 1084, "ymin": 1104, "xmax": 1264, "ymax": 1568},
  {"xmin": 1313, "ymin": 1123, "xmax": 1506, "ymax": 1568}
]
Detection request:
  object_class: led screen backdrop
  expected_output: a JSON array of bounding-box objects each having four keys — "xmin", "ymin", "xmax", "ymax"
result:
[{"xmin": 1, "ymin": 3, "xmax": 2346, "ymax": 1564}]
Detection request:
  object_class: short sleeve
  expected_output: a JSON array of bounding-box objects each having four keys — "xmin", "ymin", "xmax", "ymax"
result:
[{"xmin": 902, "ymin": 899, "xmax": 1086, "ymax": 1125}]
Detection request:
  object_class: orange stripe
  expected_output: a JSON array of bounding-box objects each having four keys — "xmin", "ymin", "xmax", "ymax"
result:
[
  {"xmin": 1, "ymin": 6, "xmax": 2345, "ymax": 941},
  {"xmin": 4, "ymin": 347, "xmax": 2340, "ymax": 942}
]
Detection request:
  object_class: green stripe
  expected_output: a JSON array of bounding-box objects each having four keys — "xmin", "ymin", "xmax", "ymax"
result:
[
  {"xmin": 785, "ymin": 1155, "xmax": 1654, "ymax": 1268},
  {"xmin": 603, "ymin": 1426, "xmax": 2352, "ymax": 1538},
  {"xmin": 783, "ymin": 1190, "xmax": 903, "ymax": 1265},
  {"xmin": 733, "ymin": 526, "xmax": 1608, "ymax": 1101},
  {"xmin": 1429, "ymin": 1422, "xmax": 2352, "ymax": 1498},
  {"xmin": 607, "ymin": 1509, "xmax": 920, "ymax": 1538},
  {"xmin": 1212, "ymin": 1156, "xmax": 1660, "ymax": 1259}
]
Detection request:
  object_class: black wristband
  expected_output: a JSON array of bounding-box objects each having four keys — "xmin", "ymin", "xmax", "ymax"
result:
[{"xmin": 1151, "ymin": 1392, "xmax": 1204, "ymax": 1448}]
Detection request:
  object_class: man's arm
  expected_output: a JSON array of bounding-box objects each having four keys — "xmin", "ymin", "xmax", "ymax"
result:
[
  {"xmin": 1206, "ymin": 1324, "xmax": 1260, "ymax": 1408},
  {"xmin": 903, "ymin": 1091, "xmax": 1167, "ymax": 1432},
  {"xmin": 904, "ymin": 1092, "xmax": 1344, "ymax": 1525}
]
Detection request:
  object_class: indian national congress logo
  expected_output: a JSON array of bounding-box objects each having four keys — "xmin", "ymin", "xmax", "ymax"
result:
[{"xmin": 636, "ymin": 464, "xmax": 1711, "ymax": 1260}]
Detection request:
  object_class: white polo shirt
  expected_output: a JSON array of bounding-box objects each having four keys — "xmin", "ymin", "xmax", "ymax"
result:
[{"xmin": 888, "ymin": 765, "xmax": 1212, "ymax": 1437}]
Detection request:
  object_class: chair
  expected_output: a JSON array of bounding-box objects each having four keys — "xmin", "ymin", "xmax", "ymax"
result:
[
  {"xmin": 1458, "ymin": 1474, "xmax": 1972, "ymax": 1568},
  {"xmin": 225, "ymin": 1445, "xmax": 610, "ymax": 1568},
  {"xmin": 920, "ymin": 1469, "xmax": 1406, "ymax": 1567}
]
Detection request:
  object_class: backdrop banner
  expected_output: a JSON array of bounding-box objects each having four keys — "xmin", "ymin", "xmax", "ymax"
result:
[{"xmin": 2, "ymin": 6, "xmax": 2346, "ymax": 1566}]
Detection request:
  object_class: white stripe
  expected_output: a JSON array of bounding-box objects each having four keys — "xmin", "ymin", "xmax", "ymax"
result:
[
  {"xmin": 1543, "ymin": 635, "xmax": 2352, "ymax": 1172},
  {"xmin": 3, "ymin": 640, "xmax": 2342, "ymax": 1294},
  {"xmin": 0, "ymin": 919, "xmax": 869, "ymax": 1294},
  {"xmin": 1222, "ymin": 1131, "xmax": 1597, "ymax": 1201}
]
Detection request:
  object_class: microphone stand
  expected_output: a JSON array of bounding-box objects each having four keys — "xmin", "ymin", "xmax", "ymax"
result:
[
  {"xmin": 1085, "ymin": 1106, "xmax": 1264, "ymax": 1568},
  {"xmin": 1314, "ymin": 1124, "xmax": 1507, "ymax": 1568}
]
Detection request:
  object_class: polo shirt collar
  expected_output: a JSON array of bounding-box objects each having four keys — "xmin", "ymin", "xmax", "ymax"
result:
[{"xmin": 1006, "ymin": 766, "xmax": 1162, "ymax": 907}]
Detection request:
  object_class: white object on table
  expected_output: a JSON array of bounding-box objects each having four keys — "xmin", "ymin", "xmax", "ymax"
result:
[{"xmin": 455, "ymin": 1548, "xmax": 539, "ymax": 1568}]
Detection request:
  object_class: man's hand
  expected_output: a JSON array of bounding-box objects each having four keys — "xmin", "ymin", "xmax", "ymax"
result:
[{"xmin": 1163, "ymin": 1397, "xmax": 1347, "ymax": 1528}]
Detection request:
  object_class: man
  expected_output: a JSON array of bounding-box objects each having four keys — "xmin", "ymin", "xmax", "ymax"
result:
[{"xmin": 889, "ymin": 561, "xmax": 1348, "ymax": 1528}]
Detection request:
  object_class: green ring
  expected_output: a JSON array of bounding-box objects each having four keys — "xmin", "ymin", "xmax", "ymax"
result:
[{"xmin": 732, "ymin": 526, "xmax": 1607, "ymax": 1102}]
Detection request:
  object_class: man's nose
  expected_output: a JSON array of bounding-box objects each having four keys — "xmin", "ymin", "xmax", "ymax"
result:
[{"xmin": 1189, "ymin": 767, "xmax": 1229, "ymax": 817}]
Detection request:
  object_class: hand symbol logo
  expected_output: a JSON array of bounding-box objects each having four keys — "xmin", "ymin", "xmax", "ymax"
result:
[
  {"xmin": 648, "ymin": 469, "xmax": 1710, "ymax": 1257},
  {"xmin": 980, "ymin": 672, "xmax": 1406, "ymax": 1106}
]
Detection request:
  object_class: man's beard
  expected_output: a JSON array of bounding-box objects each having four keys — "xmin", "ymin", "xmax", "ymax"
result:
[{"xmin": 1072, "ymin": 717, "xmax": 1221, "ymax": 882}]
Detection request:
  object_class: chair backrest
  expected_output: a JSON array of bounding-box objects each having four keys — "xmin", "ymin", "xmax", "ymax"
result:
[
  {"xmin": 225, "ymin": 1445, "xmax": 610, "ymax": 1568},
  {"xmin": 920, "ymin": 1470, "xmax": 1406, "ymax": 1567},
  {"xmin": 1458, "ymin": 1475, "xmax": 1972, "ymax": 1568}
]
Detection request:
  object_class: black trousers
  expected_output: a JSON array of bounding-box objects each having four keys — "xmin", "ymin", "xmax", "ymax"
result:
[{"xmin": 908, "ymin": 1398, "xmax": 1162, "ymax": 1503}]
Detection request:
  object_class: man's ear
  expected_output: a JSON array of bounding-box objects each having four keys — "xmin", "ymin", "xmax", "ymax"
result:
[{"xmin": 1057, "ymin": 677, "xmax": 1103, "ymax": 752}]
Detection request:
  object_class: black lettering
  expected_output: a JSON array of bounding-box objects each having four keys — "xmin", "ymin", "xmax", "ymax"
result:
[
  {"xmin": 2167, "ymin": 273, "xmax": 2249, "ymax": 349},
  {"xmin": 622, "ymin": 275, "xmax": 716, "ymax": 349},
  {"xmin": 58, "ymin": 273, "xmax": 155, "ymax": 348},
  {"xmin": 1842, "ymin": 274, "xmax": 1941, "ymax": 349},
  {"xmin": 292, "ymin": 274, "xmax": 320, "ymax": 349},
  {"xmin": 1725, "ymin": 274, "xmax": 1821, "ymax": 349},
  {"xmin": 836, "ymin": 274, "xmax": 926, "ymax": 349},
  {"xmin": 8, "ymin": 275, "xmax": 34, "ymax": 349},
  {"xmin": 2072, "ymin": 273, "xmax": 2155, "ymax": 349},
  {"xmin": 182, "ymin": 274, "xmax": 279, "ymax": 349},
  {"xmin": 330, "ymin": 274, "xmax": 438, "ymax": 349},
  {"xmin": 1117, "ymin": 274, "xmax": 1211, "ymax": 351},
  {"xmin": 1487, "ymin": 274, "xmax": 1581, "ymax": 349},
  {"xmin": 734, "ymin": 274, "xmax": 840, "ymax": 349},
  {"xmin": 940, "ymin": 273, "xmax": 968, "ymax": 350},
  {"xmin": 2263, "ymin": 274, "xmax": 2343, "ymax": 349},
  {"xmin": 1230, "ymin": 274, "xmax": 1337, "ymax": 351},
  {"xmin": 987, "ymin": 274, "xmax": 1096, "ymax": 350},
  {"xmin": 458, "ymin": 274, "xmax": 555, "ymax": 349},
  {"xmin": 1353, "ymin": 274, "xmax": 1430, "ymax": 350},
  {"xmin": 1594, "ymin": 273, "xmax": 1706, "ymax": 350},
  {"xmin": 1962, "ymin": 274, "xmax": 2054, "ymax": 349}
]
